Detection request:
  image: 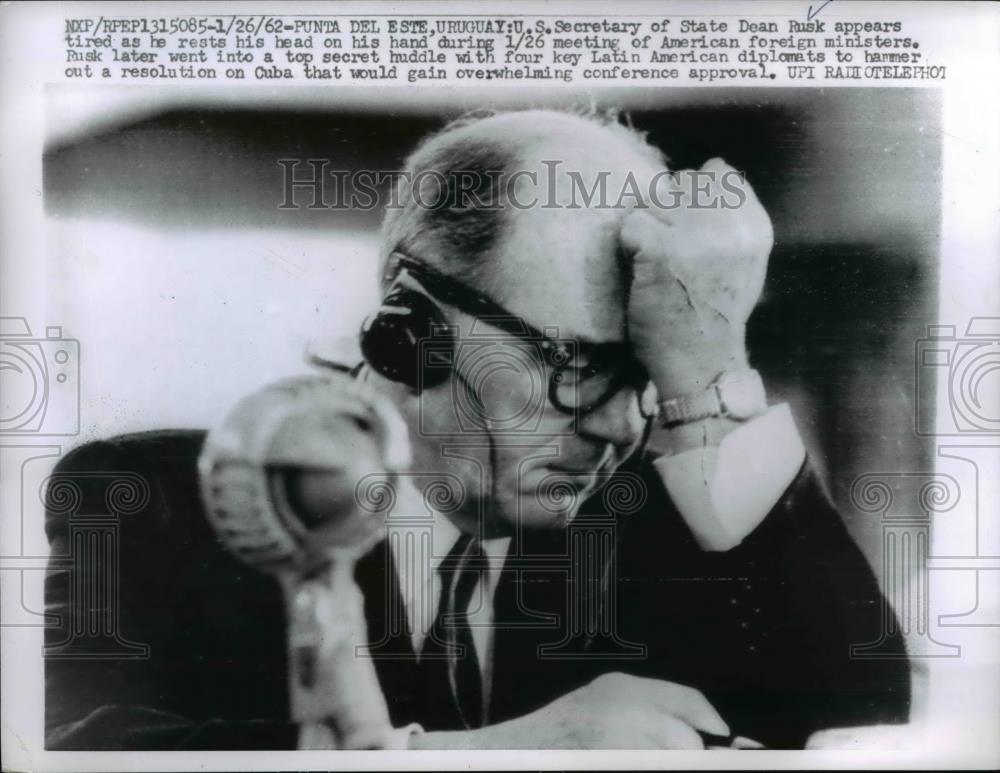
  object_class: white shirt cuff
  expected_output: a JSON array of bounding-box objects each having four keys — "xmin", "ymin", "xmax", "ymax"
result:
[{"xmin": 652, "ymin": 403, "xmax": 806, "ymax": 552}]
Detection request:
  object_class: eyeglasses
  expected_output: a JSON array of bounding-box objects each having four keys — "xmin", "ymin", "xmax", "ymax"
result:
[{"xmin": 388, "ymin": 252, "xmax": 659, "ymax": 418}]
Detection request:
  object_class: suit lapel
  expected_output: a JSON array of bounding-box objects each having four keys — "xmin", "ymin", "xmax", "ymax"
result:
[
  {"xmin": 354, "ymin": 539, "xmax": 425, "ymax": 726},
  {"xmin": 488, "ymin": 526, "xmax": 581, "ymax": 724}
]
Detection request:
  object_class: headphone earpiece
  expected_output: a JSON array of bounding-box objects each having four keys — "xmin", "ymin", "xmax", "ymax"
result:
[{"xmin": 359, "ymin": 287, "xmax": 454, "ymax": 392}]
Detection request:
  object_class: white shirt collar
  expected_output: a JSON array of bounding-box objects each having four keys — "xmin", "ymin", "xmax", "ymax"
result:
[{"xmin": 387, "ymin": 477, "xmax": 511, "ymax": 652}]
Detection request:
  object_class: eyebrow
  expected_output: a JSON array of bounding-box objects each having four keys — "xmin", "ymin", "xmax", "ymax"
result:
[{"xmin": 389, "ymin": 251, "xmax": 612, "ymax": 352}]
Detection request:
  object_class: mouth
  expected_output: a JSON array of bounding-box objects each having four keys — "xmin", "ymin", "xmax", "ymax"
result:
[
  {"xmin": 547, "ymin": 465, "xmax": 599, "ymax": 476},
  {"xmin": 546, "ymin": 448, "xmax": 616, "ymax": 477},
  {"xmin": 543, "ymin": 464, "xmax": 603, "ymax": 488}
]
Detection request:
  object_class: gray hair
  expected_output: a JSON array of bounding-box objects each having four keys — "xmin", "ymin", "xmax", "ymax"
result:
[{"xmin": 378, "ymin": 106, "xmax": 668, "ymax": 287}]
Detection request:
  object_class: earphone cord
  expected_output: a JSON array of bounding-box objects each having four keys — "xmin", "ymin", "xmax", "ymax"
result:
[{"xmin": 452, "ymin": 369, "xmax": 499, "ymax": 531}]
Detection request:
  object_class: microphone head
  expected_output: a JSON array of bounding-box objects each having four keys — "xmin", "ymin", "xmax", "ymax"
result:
[{"xmin": 198, "ymin": 373, "xmax": 410, "ymax": 574}]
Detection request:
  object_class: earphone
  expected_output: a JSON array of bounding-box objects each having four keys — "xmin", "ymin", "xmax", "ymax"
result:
[
  {"xmin": 359, "ymin": 267, "xmax": 456, "ymax": 393},
  {"xmin": 359, "ymin": 261, "xmax": 500, "ymax": 530}
]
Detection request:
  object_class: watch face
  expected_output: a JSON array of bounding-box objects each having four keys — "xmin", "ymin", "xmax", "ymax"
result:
[{"xmin": 718, "ymin": 371, "xmax": 767, "ymax": 419}]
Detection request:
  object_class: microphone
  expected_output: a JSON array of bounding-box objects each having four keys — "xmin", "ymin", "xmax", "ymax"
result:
[{"xmin": 198, "ymin": 372, "xmax": 411, "ymax": 748}]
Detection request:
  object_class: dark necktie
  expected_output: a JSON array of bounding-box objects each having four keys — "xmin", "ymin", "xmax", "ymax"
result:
[{"xmin": 418, "ymin": 533, "xmax": 484, "ymax": 729}]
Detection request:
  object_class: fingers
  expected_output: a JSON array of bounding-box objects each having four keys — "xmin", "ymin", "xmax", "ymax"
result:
[
  {"xmin": 619, "ymin": 205, "xmax": 709, "ymax": 302},
  {"xmin": 619, "ymin": 674, "xmax": 730, "ymax": 737},
  {"xmin": 646, "ymin": 159, "xmax": 743, "ymax": 216},
  {"xmin": 646, "ymin": 170, "xmax": 683, "ymax": 226},
  {"xmin": 619, "ymin": 206, "xmax": 660, "ymax": 260},
  {"xmin": 619, "ymin": 157, "xmax": 773, "ymax": 327},
  {"xmin": 697, "ymin": 158, "xmax": 774, "ymax": 261},
  {"xmin": 646, "ymin": 715, "xmax": 706, "ymax": 750},
  {"xmin": 620, "ymin": 209, "xmax": 705, "ymax": 303},
  {"xmin": 643, "ymin": 158, "xmax": 769, "ymax": 233},
  {"xmin": 619, "ymin": 208, "xmax": 677, "ymax": 287},
  {"xmin": 652, "ymin": 682, "xmax": 731, "ymax": 737},
  {"xmin": 697, "ymin": 157, "xmax": 761, "ymax": 216},
  {"xmin": 731, "ymin": 735, "xmax": 767, "ymax": 749},
  {"xmin": 517, "ymin": 672, "xmax": 733, "ymax": 749}
]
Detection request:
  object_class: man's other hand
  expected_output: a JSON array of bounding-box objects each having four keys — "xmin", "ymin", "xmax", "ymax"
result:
[
  {"xmin": 410, "ymin": 672, "xmax": 728, "ymax": 749},
  {"xmin": 621, "ymin": 158, "xmax": 773, "ymax": 400}
]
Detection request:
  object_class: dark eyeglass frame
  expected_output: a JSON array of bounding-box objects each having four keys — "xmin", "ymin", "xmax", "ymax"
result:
[{"xmin": 386, "ymin": 251, "xmax": 658, "ymax": 418}]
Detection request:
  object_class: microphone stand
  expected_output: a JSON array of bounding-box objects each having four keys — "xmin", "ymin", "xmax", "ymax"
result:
[
  {"xmin": 283, "ymin": 552, "xmax": 393, "ymax": 750},
  {"xmin": 198, "ymin": 373, "xmax": 412, "ymax": 750}
]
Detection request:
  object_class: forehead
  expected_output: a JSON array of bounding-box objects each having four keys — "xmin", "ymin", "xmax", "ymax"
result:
[{"xmin": 470, "ymin": 115, "xmax": 662, "ymax": 344}]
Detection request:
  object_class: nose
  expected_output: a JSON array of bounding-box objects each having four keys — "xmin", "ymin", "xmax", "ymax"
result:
[{"xmin": 577, "ymin": 384, "xmax": 646, "ymax": 451}]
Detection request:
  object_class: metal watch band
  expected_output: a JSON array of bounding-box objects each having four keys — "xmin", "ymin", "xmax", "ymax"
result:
[
  {"xmin": 657, "ymin": 369, "xmax": 767, "ymax": 428},
  {"xmin": 658, "ymin": 388, "xmax": 722, "ymax": 427}
]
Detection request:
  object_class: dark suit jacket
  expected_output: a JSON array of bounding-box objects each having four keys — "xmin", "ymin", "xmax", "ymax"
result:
[{"xmin": 44, "ymin": 430, "xmax": 910, "ymax": 750}]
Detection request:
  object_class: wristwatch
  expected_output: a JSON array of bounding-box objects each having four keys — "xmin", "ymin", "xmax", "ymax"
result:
[{"xmin": 657, "ymin": 369, "xmax": 768, "ymax": 428}]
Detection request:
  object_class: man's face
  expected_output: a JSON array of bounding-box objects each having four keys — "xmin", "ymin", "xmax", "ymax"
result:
[{"xmin": 391, "ymin": 115, "xmax": 664, "ymax": 537}]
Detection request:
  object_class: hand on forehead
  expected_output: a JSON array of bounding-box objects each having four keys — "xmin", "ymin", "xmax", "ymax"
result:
[{"xmin": 474, "ymin": 116, "xmax": 668, "ymax": 343}]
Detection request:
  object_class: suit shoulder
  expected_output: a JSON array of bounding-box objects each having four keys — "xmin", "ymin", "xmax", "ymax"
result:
[
  {"xmin": 55, "ymin": 429, "xmax": 207, "ymax": 475},
  {"xmin": 45, "ymin": 429, "xmax": 208, "ymax": 542}
]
